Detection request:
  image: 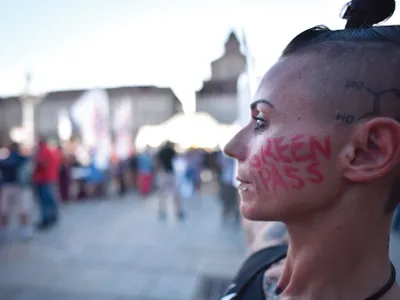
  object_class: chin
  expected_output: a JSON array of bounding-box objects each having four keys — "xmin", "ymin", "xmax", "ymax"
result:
[
  {"xmin": 240, "ymin": 202, "xmax": 274, "ymax": 221},
  {"xmin": 239, "ymin": 196, "xmax": 284, "ymax": 222}
]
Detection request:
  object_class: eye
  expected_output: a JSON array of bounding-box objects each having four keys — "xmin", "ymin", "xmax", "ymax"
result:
[{"xmin": 252, "ymin": 115, "xmax": 268, "ymax": 132}]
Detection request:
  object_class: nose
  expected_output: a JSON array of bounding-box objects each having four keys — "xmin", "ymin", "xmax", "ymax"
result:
[{"xmin": 223, "ymin": 129, "xmax": 248, "ymax": 162}]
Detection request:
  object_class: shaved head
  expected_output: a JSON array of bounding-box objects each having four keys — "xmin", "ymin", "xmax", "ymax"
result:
[
  {"xmin": 278, "ymin": 42, "xmax": 400, "ymax": 124},
  {"xmin": 279, "ymin": 22, "xmax": 400, "ymax": 126}
]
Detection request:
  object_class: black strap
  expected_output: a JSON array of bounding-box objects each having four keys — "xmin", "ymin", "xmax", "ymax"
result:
[
  {"xmin": 222, "ymin": 244, "xmax": 288, "ymax": 300},
  {"xmin": 364, "ymin": 262, "xmax": 396, "ymax": 300},
  {"xmin": 222, "ymin": 246, "xmax": 396, "ymax": 300}
]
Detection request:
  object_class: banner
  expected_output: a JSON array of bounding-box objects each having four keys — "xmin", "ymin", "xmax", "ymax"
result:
[
  {"xmin": 113, "ymin": 97, "xmax": 133, "ymax": 160},
  {"xmin": 70, "ymin": 89, "xmax": 111, "ymax": 170}
]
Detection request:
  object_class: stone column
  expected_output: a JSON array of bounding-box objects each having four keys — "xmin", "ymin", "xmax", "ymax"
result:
[{"xmin": 19, "ymin": 73, "xmax": 44, "ymax": 149}]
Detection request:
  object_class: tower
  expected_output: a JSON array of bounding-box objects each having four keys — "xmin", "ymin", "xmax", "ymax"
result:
[
  {"xmin": 195, "ymin": 30, "xmax": 246, "ymax": 124},
  {"xmin": 224, "ymin": 31, "xmax": 241, "ymax": 55}
]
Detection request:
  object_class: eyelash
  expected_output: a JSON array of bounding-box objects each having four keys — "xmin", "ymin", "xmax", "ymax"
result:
[{"xmin": 252, "ymin": 116, "xmax": 268, "ymax": 132}]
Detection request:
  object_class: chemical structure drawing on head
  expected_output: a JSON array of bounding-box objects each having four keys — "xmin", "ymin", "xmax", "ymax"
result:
[{"xmin": 342, "ymin": 80, "xmax": 400, "ymax": 123}]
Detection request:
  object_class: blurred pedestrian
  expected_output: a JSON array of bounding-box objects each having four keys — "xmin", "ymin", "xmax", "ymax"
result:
[
  {"xmin": 59, "ymin": 151, "xmax": 72, "ymax": 202},
  {"xmin": 33, "ymin": 137, "xmax": 59, "ymax": 230},
  {"xmin": 156, "ymin": 142, "xmax": 184, "ymax": 220},
  {"xmin": 136, "ymin": 146, "xmax": 154, "ymax": 196},
  {"xmin": 0, "ymin": 142, "xmax": 32, "ymax": 239}
]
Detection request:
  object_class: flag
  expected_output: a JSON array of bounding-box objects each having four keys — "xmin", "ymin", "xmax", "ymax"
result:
[
  {"xmin": 70, "ymin": 89, "xmax": 111, "ymax": 170},
  {"xmin": 113, "ymin": 97, "xmax": 133, "ymax": 160}
]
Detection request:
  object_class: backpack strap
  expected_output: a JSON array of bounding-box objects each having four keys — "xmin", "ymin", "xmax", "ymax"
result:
[{"xmin": 221, "ymin": 244, "xmax": 288, "ymax": 300}]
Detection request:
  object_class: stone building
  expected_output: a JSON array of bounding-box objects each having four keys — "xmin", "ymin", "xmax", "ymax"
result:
[
  {"xmin": 0, "ymin": 86, "xmax": 182, "ymax": 146},
  {"xmin": 0, "ymin": 96, "xmax": 22, "ymax": 145},
  {"xmin": 196, "ymin": 31, "xmax": 246, "ymax": 124}
]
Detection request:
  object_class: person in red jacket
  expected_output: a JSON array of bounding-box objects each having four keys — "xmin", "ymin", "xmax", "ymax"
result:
[{"xmin": 32, "ymin": 137, "xmax": 58, "ymax": 229}]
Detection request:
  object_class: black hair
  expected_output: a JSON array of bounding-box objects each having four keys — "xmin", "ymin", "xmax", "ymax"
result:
[
  {"xmin": 9, "ymin": 142, "xmax": 19, "ymax": 152},
  {"xmin": 282, "ymin": 0, "xmax": 398, "ymax": 56}
]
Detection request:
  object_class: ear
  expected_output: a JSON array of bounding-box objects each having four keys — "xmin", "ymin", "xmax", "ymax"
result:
[{"xmin": 341, "ymin": 118, "xmax": 400, "ymax": 183}]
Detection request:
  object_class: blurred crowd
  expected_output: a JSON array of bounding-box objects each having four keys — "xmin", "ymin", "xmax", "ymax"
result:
[{"xmin": 0, "ymin": 137, "xmax": 241, "ymax": 240}]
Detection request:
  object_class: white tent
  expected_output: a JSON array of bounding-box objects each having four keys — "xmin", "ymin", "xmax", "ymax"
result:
[
  {"xmin": 135, "ymin": 125, "xmax": 166, "ymax": 151},
  {"xmin": 161, "ymin": 112, "xmax": 221, "ymax": 149},
  {"xmin": 135, "ymin": 112, "xmax": 241, "ymax": 150}
]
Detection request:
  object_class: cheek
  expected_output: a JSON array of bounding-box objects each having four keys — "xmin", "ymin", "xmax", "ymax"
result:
[{"xmin": 249, "ymin": 134, "xmax": 332, "ymax": 194}]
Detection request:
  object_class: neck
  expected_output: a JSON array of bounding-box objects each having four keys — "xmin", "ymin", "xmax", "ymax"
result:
[{"xmin": 278, "ymin": 202, "xmax": 395, "ymax": 300}]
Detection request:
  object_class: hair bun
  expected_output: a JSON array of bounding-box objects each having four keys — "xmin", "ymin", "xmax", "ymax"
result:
[{"xmin": 341, "ymin": 0, "xmax": 396, "ymax": 28}]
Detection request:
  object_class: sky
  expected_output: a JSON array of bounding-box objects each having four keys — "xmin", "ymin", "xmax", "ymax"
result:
[{"xmin": 1, "ymin": 0, "xmax": 400, "ymax": 112}]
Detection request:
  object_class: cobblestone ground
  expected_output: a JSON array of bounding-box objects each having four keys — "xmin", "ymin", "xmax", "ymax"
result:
[
  {"xmin": 0, "ymin": 189, "xmax": 247, "ymax": 300},
  {"xmin": 0, "ymin": 188, "xmax": 399, "ymax": 300}
]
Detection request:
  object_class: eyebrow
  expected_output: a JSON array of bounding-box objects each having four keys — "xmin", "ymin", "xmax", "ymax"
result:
[{"xmin": 250, "ymin": 99, "xmax": 275, "ymax": 110}]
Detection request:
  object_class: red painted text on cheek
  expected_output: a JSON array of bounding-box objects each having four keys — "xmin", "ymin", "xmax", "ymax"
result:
[{"xmin": 250, "ymin": 135, "xmax": 331, "ymax": 192}]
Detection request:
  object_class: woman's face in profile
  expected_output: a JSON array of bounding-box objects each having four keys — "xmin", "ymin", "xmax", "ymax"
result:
[{"xmin": 223, "ymin": 57, "xmax": 342, "ymax": 222}]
